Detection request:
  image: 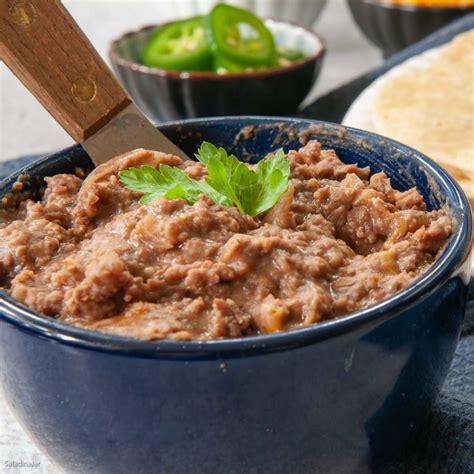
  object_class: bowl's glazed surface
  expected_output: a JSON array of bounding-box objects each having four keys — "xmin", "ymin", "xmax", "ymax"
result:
[
  {"xmin": 347, "ymin": 0, "xmax": 474, "ymax": 57},
  {"xmin": 0, "ymin": 118, "xmax": 471, "ymax": 473}
]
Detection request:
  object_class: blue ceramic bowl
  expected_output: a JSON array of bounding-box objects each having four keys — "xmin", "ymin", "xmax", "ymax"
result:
[{"xmin": 0, "ymin": 118, "xmax": 471, "ymax": 473}]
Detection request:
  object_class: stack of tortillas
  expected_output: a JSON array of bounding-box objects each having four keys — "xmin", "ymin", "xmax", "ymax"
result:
[{"xmin": 372, "ymin": 29, "xmax": 474, "ymax": 210}]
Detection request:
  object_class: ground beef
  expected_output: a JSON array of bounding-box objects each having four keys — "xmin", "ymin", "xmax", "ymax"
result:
[{"xmin": 0, "ymin": 143, "xmax": 452, "ymax": 340}]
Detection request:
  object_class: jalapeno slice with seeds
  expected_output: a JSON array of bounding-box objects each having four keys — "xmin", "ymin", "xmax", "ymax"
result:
[
  {"xmin": 213, "ymin": 55, "xmax": 252, "ymax": 73},
  {"xmin": 142, "ymin": 16, "xmax": 212, "ymax": 71},
  {"xmin": 205, "ymin": 4, "xmax": 275, "ymax": 67},
  {"xmin": 276, "ymin": 47, "xmax": 305, "ymax": 62}
]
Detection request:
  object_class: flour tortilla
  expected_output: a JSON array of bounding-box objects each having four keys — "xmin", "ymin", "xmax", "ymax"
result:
[{"xmin": 372, "ymin": 30, "xmax": 474, "ymax": 178}]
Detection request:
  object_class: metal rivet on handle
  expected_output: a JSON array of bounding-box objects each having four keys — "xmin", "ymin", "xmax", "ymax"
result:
[
  {"xmin": 9, "ymin": 1, "xmax": 36, "ymax": 26},
  {"xmin": 71, "ymin": 78, "xmax": 97, "ymax": 103}
]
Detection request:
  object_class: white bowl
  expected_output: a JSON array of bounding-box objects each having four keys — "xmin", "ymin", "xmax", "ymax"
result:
[{"xmin": 166, "ymin": 0, "xmax": 327, "ymax": 28}]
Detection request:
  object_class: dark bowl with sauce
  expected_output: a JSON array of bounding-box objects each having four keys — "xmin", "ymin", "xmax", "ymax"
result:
[
  {"xmin": 109, "ymin": 20, "xmax": 325, "ymax": 122},
  {"xmin": 347, "ymin": 0, "xmax": 474, "ymax": 57},
  {"xmin": 0, "ymin": 118, "xmax": 471, "ymax": 473}
]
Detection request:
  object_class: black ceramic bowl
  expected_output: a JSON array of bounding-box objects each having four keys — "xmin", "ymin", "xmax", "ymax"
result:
[
  {"xmin": 347, "ymin": 0, "xmax": 474, "ymax": 56},
  {"xmin": 0, "ymin": 118, "xmax": 472, "ymax": 473},
  {"xmin": 109, "ymin": 20, "xmax": 325, "ymax": 122}
]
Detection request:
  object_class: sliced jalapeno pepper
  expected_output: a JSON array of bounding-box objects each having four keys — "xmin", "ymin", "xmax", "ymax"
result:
[
  {"xmin": 276, "ymin": 47, "xmax": 305, "ymax": 62},
  {"xmin": 205, "ymin": 4, "xmax": 275, "ymax": 67},
  {"xmin": 213, "ymin": 55, "xmax": 251, "ymax": 73},
  {"xmin": 142, "ymin": 16, "xmax": 212, "ymax": 71}
]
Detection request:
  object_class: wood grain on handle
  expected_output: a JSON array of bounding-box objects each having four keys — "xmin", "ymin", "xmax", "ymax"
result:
[{"xmin": 0, "ymin": 0, "xmax": 131, "ymax": 142}]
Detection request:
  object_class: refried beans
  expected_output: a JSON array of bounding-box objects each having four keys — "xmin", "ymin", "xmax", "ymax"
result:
[{"xmin": 0, "ymin": 141, "xmax": 452, "ymax": 340}]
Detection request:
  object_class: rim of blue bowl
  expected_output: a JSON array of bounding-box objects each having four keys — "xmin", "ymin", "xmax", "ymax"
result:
[
  {"xmin": 108, "ymin": 19, "xmax": 325, "ymax": 81},
  {"xmin": 0, "ymin": 117, "xmax": 471, "ymax": 356},
  {"xmin": 355, "ymin": 0, "xmax": 474, "ymax": 13}
]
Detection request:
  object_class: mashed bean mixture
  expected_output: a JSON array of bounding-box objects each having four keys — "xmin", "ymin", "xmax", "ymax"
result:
[{"xmin": 0, "ymin": 141, "xmax": 452, "ymax": 340}]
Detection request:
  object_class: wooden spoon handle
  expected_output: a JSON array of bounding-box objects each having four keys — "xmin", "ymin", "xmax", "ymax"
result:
[{"xmin": 0, "ymin": 0, "xmax": 131, "ymax": 143}]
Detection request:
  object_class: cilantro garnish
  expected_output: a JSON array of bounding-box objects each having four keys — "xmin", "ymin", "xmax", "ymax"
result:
[
  {"xmin": 118, "ymin": 164, "xmax": 230, "ymax": 206},
  {"xmin": 118, "ymin": 142, "xmax": 290, "ymax": 217}
]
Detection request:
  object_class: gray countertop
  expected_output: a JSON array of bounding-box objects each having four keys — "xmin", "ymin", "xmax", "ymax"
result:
[{"xmin": 0, "ymin": 1, "xmax": 380, "ymax": 472}]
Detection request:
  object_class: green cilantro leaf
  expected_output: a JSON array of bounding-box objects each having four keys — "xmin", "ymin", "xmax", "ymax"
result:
[
  {"xmin": 253, "ymin": 150, "xmax": 290, "ymax": 215},
  {"xmin": 196, "ymin": 142, "xmax": 290, "ymax": 217},
  {"xmin": 120, "ymin": 142, "xmax": 290, "ymax": 217},
  {"xmin": 194, "ymin": 142, "xmax": 230, "ymax": 166},
  {"xmin": 118, "ymin": 164, "xmax": 231, "ymax": 206}
]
